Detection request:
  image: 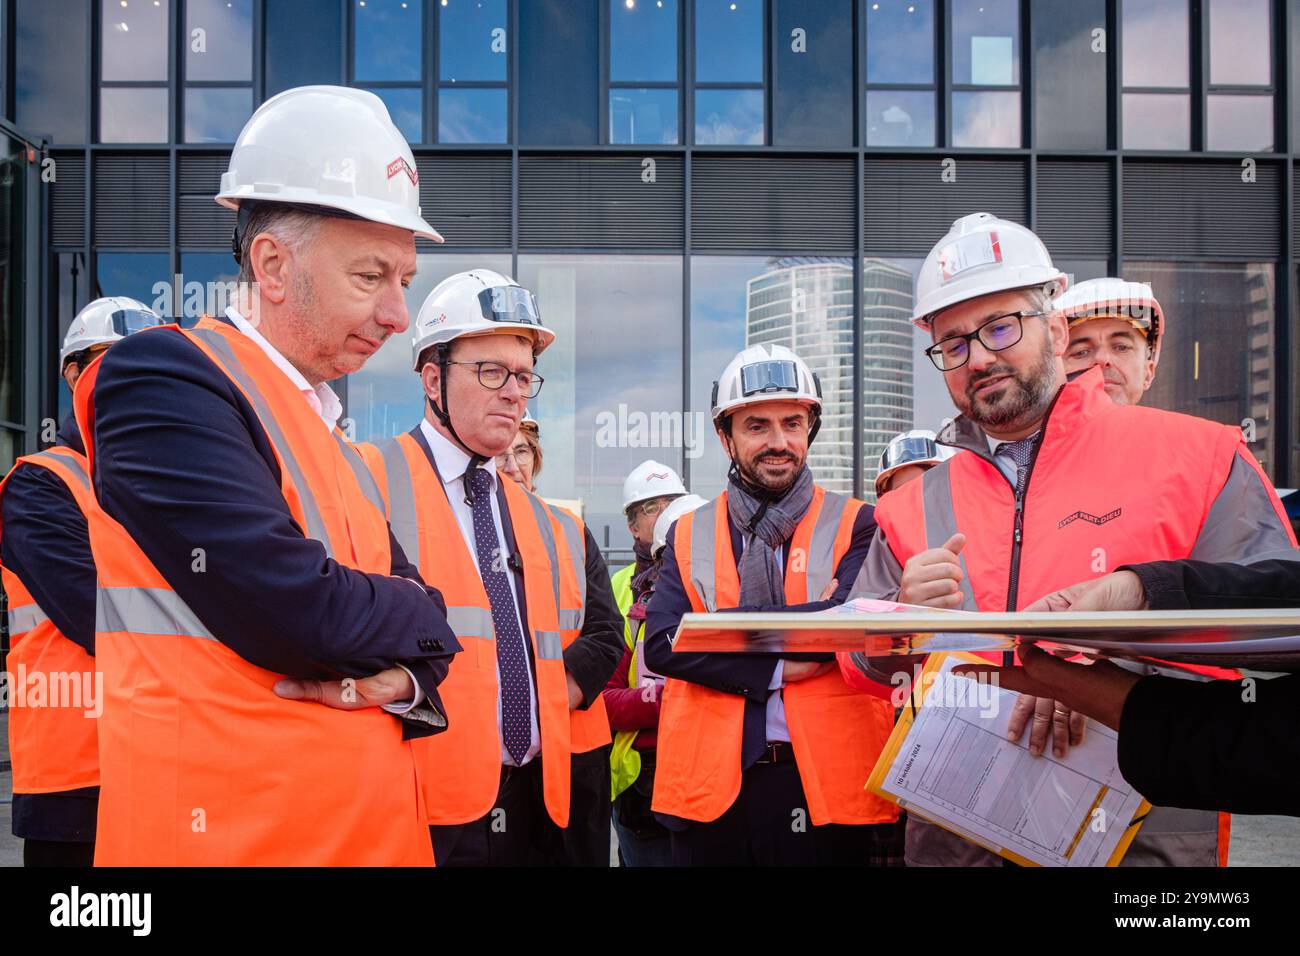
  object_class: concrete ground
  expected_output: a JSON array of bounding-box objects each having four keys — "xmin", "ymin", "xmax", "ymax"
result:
[{"xmin": 3, "ymin": 710, "xmax": 1296, "ymax": 868}]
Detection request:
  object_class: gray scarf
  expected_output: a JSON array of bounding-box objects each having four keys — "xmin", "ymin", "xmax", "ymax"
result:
[{"xmin": 726, "ymin": 465, "xmax": 816, "ymax": 607}]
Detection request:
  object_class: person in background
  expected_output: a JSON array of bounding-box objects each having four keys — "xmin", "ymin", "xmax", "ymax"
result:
[
  {"xmin": 1059, "ymin": 277, "xmax": 1164, "ymax": 407},
  {"xmin": 604, "ymin": 493, "xmax": 707, "ymax": 866},
  {"xmin": 874, "ymin": 428, "xmax": 955, "ymax": 500},
  {"xmin": 498, "ymin": 411, "xmax": 541, "ymax": 493}
]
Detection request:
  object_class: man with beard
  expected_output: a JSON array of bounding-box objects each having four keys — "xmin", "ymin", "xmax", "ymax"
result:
[
  {"xmin": 844, "ymin": 212, "xmax": 1297, "ymax": 867},
  {"xmin": 643, "ymin": 344, "xmax": 900, "ymax": 866}
]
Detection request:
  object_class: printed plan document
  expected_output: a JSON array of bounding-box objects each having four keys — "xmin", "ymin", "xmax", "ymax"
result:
[{"xmin": 867, "ymin": 654, "xmax": 1150, "ymax": 867}]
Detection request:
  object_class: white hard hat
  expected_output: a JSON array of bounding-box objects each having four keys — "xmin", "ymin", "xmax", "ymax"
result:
[
  {"xmin": 652, "ymin": 494, "xmax": 708, "ymax": 559},
  {"xmin": 520, "ymin": 410, "xmax": 539, "ymax": 436},
  {"xmin": 913, "ymin": 212, "xmax": 1067, "ymax": 332},
  {"xmin": 623, "ymin": 459, "xmax": 687, "ymax": 512},
  {"xmin": 60, "ymin": 296, "xmax": 164, "ymax": 370},
  {"xmin": 216, "ymin": 85, "xmax": 442, "ymax": 242},
  {"xmin": 411, "ymin": 269, "xmax": 555, "ymax": 370},
  {"xmin": 711, "ymin": 343, "xmax": 822, "ymax": 427},
  {"xmin": 1057, "ymin": 277, "xmax": 1165, "ymax": 363},
  {"xmin": 874, "ymin": 428, "xmax": 955, "ymax": 497}
]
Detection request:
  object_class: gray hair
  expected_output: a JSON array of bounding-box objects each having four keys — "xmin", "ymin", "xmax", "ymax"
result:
[{"xmin": 237, "ymin": 204, "xmax": 325, "ymax": 286}]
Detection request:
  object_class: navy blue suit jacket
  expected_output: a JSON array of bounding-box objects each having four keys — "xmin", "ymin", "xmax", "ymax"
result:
[{"xmin": 89, "ymin": 318, "xmax": 461, "ymax": 737}]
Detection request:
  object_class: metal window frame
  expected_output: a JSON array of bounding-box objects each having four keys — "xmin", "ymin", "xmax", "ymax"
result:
[{"xmin": 11, "ymin": 0, "xmax": 1300, "ymax": 503}]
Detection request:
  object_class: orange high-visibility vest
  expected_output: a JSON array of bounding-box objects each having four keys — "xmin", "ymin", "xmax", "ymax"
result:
[
  {"xmin": 652, "ymin": 487, "xmax": 898, "ymax": 826},
  {"xmin": 876, "ymin": 370, "xmax": 1298, "ymax": 866},
  {"xmin": 74, "ymin": 317, "xmax": 433, "ymax": 866},
  {"xmin": 0, "ymin": 447, "xmax": 100, "ymax": 795},
  {"xmin": 548, "ymin": 505, "xmax": 613, "ymax": 754},
  {"xmin": 358, "ymin": 432, "xmax": 576, "ymax": 827}
]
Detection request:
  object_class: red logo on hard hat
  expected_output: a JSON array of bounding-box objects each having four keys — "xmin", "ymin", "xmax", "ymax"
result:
[{"xmin": 386, "ymin": 157, "xmax": 418, "ymax": 186}]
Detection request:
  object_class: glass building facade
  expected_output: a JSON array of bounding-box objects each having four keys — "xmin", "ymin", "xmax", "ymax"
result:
[{"xmin": 6, "ymin": 0, "xmax": 1300, "ymax": 557}]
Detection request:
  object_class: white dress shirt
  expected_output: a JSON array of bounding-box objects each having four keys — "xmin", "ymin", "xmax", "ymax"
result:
[
  {"xmin": 225, "ymin": 308, "xmax": 343, "ymax": 432},
  {"xmin": 420, "ymin": 419, "xmax": 542, "ymax": 765}
]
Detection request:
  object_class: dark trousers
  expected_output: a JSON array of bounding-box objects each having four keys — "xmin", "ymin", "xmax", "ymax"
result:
[
  {"xmin": 429, "ymin": 747, "xmax": 613, "ymax": 866},
  {"xmin": 669, "ymin": 758, "xmax": 904, "ymax": 866},
  {"xmin": 24, "ymin": 839, "xmax": 95, "ymax": 868},
  {"xmin": 613, "ymin": 750, "xmax": 672, "ymax": 867}
]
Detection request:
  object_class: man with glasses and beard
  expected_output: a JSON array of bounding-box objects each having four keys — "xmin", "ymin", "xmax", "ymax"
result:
[
  {"xmin": 843, "ymin": 212, "xmax": 1297, "ymax": 867},
  {"xmin": 643, "ymin": 344, "xmax": 900, "ymax": 866}
]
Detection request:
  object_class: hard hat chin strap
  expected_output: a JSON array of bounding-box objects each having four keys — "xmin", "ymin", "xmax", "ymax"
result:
[{"xmin": 427, "ymin": 343, "xmax": 489, "ymax": 504}]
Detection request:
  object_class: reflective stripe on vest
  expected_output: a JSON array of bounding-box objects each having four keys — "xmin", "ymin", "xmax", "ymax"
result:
[
  {"xmin": 96, "ymin": 586, "xmax": 216, "ymax": 640},
  {"xmin": 654, "ymin": 487, "xmax": 898, "ymax": 826},
  {"xmin": 189, "ymin": 326, "xmax": 335, "ymax": 556},
  {"xmin": 551, "ymin": 507, "xmax": 587, "ymax": 632},
  {"xmin": 6, "ymin": 601, "xmax": 49, "ymax": 637},
  {"xmin": 334, "ymin": 432, "xmax": 386, "ymax": 516},
  {"xmin": 0, "ymin": 445, "xmax": 102, "ymax": 795},
  {"xmin": 376, "ymin": 437, "xmax": 421, "ymax": 566},
  {"xmin": 75, "ymin": 319, "xmax": 432, "ymax": 866}
]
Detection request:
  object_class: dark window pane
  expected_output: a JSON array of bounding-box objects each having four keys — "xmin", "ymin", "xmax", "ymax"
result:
[
  {"xmin": 695, "ymin": 0, "xmax": 763, "ymax": 83},
  {"xmin": 695, "ymin": 88, "xmax": 764, "ymax": 144},
  {"xmin": 865, "ymin": 89, "xmax": 935, "ymax": 146},
  {"xmin": 363, "ymin": 86, "xmax": 423, "ymax": 143},
  {"xmin": 1034, "ymin": 0, "xmax": 1107, "ymax": 149},
  {"xmin": 186, "ymin": 0, "xmax": 253, "ymax": 82},
  {"xmin": 184, "ymin": 87, "xmax": 253, "ymax": 143},
  {"xmin": 101, "ymin": 0, "xmax": 169, "ymax": 81},
  {"xmin": 1123, "ymin": 92, "xmax": 1189, "ymax": 149},
  {"xmin": 1123, "ymin": 0, "xmax": 1188, "ymax": 88},
  {"xmin": 952, "ymin": 0, "xmax": 1019, "ymax": 86},
  {"xmin": 177, "ymin": 252, "xmax": 242, "ymax": 328},
  {"xmin": 610, "ymin": 0, "xmax": 677, "ymax": 82},
  {"xmin": 1128, "ymin": 262, "xmax": 1276, "ymax": 479},
  {"xmin": 1209, "ymin": 0, "xmax": 1271, "ymax": 86},
  {"xmin": 440, "ymin": 0, "xmax": 508, "ymax": 83},
  {"xmin": 1206, "ymin": 94, "xmax": 1274, "ymax": 151},
  {"xmin": 951, "ymin": 90, "xmax": 1020, "ymax": 147},
  {"xmin": 518, "ymin": 255, "xmax": 683, "ymax": 549},
  {"xmin": 0, "ymin": 134, "xmax": 30, "ymax": 426},
  {"xmin": 267, "ymin": 0, "xmax": 344, "ymax": 94},
  {"xmin": 439, "ymin": 88, "xmax": 508, "ymax": 143},
  {"xmin": 610, "ymin": 88, "xmax": 679, "ymax": 144},
  {"xmin": 520, "ymin": 0, "xmax": 599, "ymax": 145},
  {"xmin": 866, "ymin": 0, "xmax": 934, "ymax": 84},
  {"xmin": 773, "ymin": 0, "xmax": 852, "ymax": 147},
  {"xmin": 16, "ymin": 0, "xmax": 89, "ymax": 144},
  {"xmin": 354, "ymin": 0, "xmax": 423, "ymax": 82},
  {"xmin": 100, "ymin": 87, "xmax": 169, "ymax": 143},
  {"xmin": 96, "ymin": 252, "xmax": 171, "ymax": 308}
]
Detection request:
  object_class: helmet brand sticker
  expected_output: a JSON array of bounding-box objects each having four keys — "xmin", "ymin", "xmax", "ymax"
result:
[
  {"xmin": 386, "ymin": 157, "xmax": 419, "ymax": 186},
  {"xmin": 937, "ymin": 231, "xmax": 1002, "ymax": 282},
  {"xmin": 647, "ymin": 472, "xmax": 670, "ymax": 481}
]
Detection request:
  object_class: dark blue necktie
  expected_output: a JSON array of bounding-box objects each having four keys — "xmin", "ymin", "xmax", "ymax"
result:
[
  {"xmin": 995, "ymin": 435, "xmax": 1038, "ymax": 497},
  {"xmin": 467, "ymin": 467, "xmax": 533, "ymax": 765}
]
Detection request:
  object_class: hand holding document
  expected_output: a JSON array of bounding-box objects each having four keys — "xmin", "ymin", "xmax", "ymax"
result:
[{"xmin": 867, "ymin": 653, "xmax": 1150, "ymax": 867}]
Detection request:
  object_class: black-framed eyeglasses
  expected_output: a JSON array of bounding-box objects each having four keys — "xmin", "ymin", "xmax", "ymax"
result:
[
  {"xmin": 447, "ymin": 360, "xmax": 545, "ymax": 398},
  {"xmin": 924, "ymin": 311, "xmax": 1044, "ymax": 371}
]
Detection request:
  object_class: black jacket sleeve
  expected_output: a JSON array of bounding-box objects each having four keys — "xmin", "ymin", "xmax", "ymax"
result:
[
  {"xmin": 561, "ymin": 526, "xmax": 627, "ymax": 707},
  {"xmin": 1110, "ymin": 555, "xmax": 1300, "ymax": 814},
  {"xmin": 91, "ymin": 327, "xmax": 460, "ymax": 736},
  {"xmin": 1118, "ymin": 672, "xmax": 1300, "ymax": 815},
  {"xmin": 0, "ymin": 464, "xmax": 96, "ymax": 655},
  {"xmin": 1123, "ymin": 558, "xmax": 1300, "ymax": 610}
]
